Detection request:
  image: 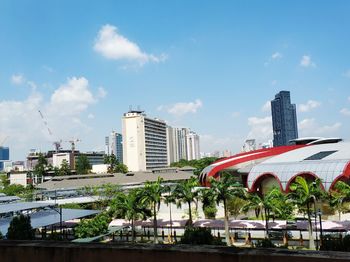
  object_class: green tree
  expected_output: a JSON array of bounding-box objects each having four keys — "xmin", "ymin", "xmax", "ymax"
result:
[
  {"xmin": 75, "ymin": 155, "xmax": 92, "ymax": 175},
  {"xmin": 243, "ymin": 188, "xmax": 287, "ymax": 239},
  {"xmin": 110, "ymin": 189, "xmax": 151, "ymax": 242},
  {"xmin": 33, "ymin": 153, "xmax": 48, "ymax": 181},
  {"xmin": 227, "ymin": 196, "xmax": 247, "ymax": 220},
  {"xmin": 289, "ymin": 176, "xmax": 325, "ymax": 249},
  {"xmin": 140, "ymin": 177, "xmax": 167, "ymax": 243},
  {"xmin": 0, "ymin": 174, "xmax": 10, "ymax": 188},
  {"xmin": 104, "ymin": 154, "xmax": 118, "ymax": 173},
  {"xmin": 329, "ymin": 181, "xmax": 350, "ymax": 221},
  {"xmin": 59, "ymin": 159, "xmax": 71, "ymax": 176},
  {"xmin": 7, "ymin": 214, "xmax": 35, "ymax": 240},
  {"xmin": 2, "ymin": 184, "xmax": 25, "ymax": 196},
  {"xmin": 114, "ymin": 163, "xmax": 128, "ymax": 174},
  {"xmin": 209, "ymin": 173, "xmax": 245, "ymax": 246},
  {"xmin": 170, "ymin": 157, "xmax": 218, "ymax": 176},
  {"xmin": 200, "ymin": 188, "xmax": 217, "ymax": 219},
  {"xmin": 74, "ymin": 212, "xmax": 111, "ymax": 238},
  {"xmin": 173, "ymin": 177, "xmax": 200, "ymax": 226}
]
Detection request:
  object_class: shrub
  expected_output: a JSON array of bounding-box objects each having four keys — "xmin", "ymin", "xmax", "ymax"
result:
[
  {"xmin": 74, "ymin": 212, "xmax": 111, "ymax": 238},
  {"xmin": 181, "ymin": 227, "xmax": 221, "ymax": 245},
  {"xmin": 203, "ymin": 205, "xmax": 217, "ymax": 219},
  {"xmin": 321, "ymin": 234, "xmax": 350, "ymax": 252},
  {"xmin": 7, "ymin": 214, "xmax": 35, "ymax": 240},
  {"xmin": 255, "ymin": 238, "xmax": 276, "ymax": 248}
]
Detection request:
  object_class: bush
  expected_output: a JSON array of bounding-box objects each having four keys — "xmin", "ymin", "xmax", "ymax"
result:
[
  {"xmin": 181, "ymin": 227, "xmax": 222, "ymax": 245},
  {"xmin": 74, "ymin": 212, "xmax": 111, "ymax": 238},
  {"xmin": 7, "ymin": 214, "xmax": 35, "ymax": 240},
  {"xmin": 321, "ymin": 234, "xmax": 350, "ymax": 252},
  {"xmin": 255, "ymin": 238, "xmax": 276, "ymax": 248},
  {"xmin": 203, "ymin": 205, "xmax": 217, "ymax": 219}
]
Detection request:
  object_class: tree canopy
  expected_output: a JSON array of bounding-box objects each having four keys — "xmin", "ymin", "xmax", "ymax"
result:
[
  {"xmin": 75, "ymin": 155, "xmax": 92, "ymax": 175},
  {"xmin": 7, "ymin": 214, "xmax": 35, "ymax": 240}
]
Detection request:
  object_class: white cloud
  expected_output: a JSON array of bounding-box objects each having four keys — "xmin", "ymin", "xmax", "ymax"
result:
[
  {"xmin": 299, "ymin": 118, "xmax": 342, "ymax": 136},
  {"xmin": 87, "ymin": 113, "xmax": 95, "ymax": 119},
  {"xmin": 0, "ymin": 76, "xmax": 105, "ymax": 159},
  {"xmin": 271, "ymin": 52, "xmax": 282, "ymax": 60},
  {"xmin": 159, "ymin": 99, "xmax": 203, "ymax": 116},
  {"xmin": 261, "ymin": 101, "xmax": 271, "ymax": 112},
  {"xmin": 264, "ymin": 52, "xmax": 282, "ymax": 66},
  {"xmin": 340, "ymin": 108, "xmax": 350, "ymax": 116},
  {"xmin": 298, "ymin": 100, "xmax": 321, "ymax": 112},
  {"xmin": 97, "ymin": 87, "xmax": 107, "ymax": 98},
  {"xmin": 11, "ymin": 74, "xmax": 25, "ymax": 85},
  {"xmin": 50, "ymin": 77, "xmax": 96, "ymax": 115},
  {"xmin": 94, "ymin": 24, "xmax": 166, "ymax": 65},
  {"xmin": 247, "ymin": 116, "xmax": 272, "ymax": 141},
  {"xmin": 300, "ymin": 55, "xmax": 316, "ymax": 68}
]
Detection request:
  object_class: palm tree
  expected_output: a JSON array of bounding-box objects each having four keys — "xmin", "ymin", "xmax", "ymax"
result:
[
  {"xmin": 289, "ymin": 176, "xmax": 325, "ymax": 250},
  {"xmin": 173, "ymin": 177, "xmax": 200, "ymax": 226},
  {"xmin": 329, "ymin": 181, "xmax": 350, "ymax": 221},
  {"xmin": 209, "ymin": 173, "xmax": 245, "ymax": 246},
  {"xmin": 110, "ymin": 189, "xmax": 151, "ymax": 242},
  {"xmin": 200, "ymin": 187, "xmax": 217, "ymax": 219},
  {"xmin": 242, "ymin": 188, "xmax": 285, "ymax": 239},
  {"xmin": 140, "ymin": 177, "xmax": 167, "ymax": 243},
  {"xmin": 164, "ymin": 187, "xmax": 176, "ymax": 242}
]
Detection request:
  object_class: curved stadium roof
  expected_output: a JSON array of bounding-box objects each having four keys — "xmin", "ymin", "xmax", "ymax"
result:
[{"xmin": 200, "ymin": 139, "xmax": 350, "ymax": 192}]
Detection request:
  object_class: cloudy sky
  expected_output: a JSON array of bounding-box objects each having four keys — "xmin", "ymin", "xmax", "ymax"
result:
[{"xmin": 1, "ymin": 1, "xmax": 350, "ymax": 160}]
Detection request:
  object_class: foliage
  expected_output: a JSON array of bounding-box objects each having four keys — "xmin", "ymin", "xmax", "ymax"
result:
[
  {"xmin": 289, "ymin": 176, "xmax": 325, "ymax": 249},
  {"xmin": 75, "ymin": 155, "xmax": 92, "ymax": 175},
  {"xmin": 104, "ymin": 154, "xmax": 128, "ymax": 174},
  {"xmin": 7, "ymin": 214, "xmax": 35, "ymax": 240},
  {"xmin": 110, "ymin": 189, "xmax": 151, "ymax": 242},
  {"xmin": 59, "ymin": 159, "xmax": 71, "ymax": 176},
  {"xmin": 209, "ymin": 173, "xmax": 245, "ymax": 246},
  {"xmin": 1, "ymin": 184, "xmax": 25, "ymax": 196},
  {"xmin": 0, "ymin": 174, "xmax": 10, "ymax": 188},
  {"xmin": 33, "ymin": 153, "xmax": 49, "ymax": 179},
  {"xmin": 170, "ymin": 157, "xmax": 218, "ymax": 176},
  {"xmin": 227, "ymin": 196, "xmax": 247, "ymax": 219},
  {"xmin": 200, "ymin": 188, "xmax": 217, "ymax": 219},
  {"xmin": 329, "ymin": 181, "xmax": 350, "ymax": 220},
  {"xmin": 180, "ymin": 227, "xmax": 222, "ymax": 245},
  {"xmin": 320, "ymin": 234, "xmax": 350, "ymax": 252},
  {"xmin": 74, "ymin": 212, "xmax": 111, "ymax": 238},
  {"xmin": 140, "ymin": 177, "xmax": 167, "ymax": 243},
  {"xmin": 255, "ymin": 238, "xmax": 276, "ymax": 248},
  {"xmin": 243, "ymin": 188, "xmax": 291, "ymax": 238},
  {"xmin": 173, "ymin": 177, "xmax": 200, "ymax": 225},
  {"xmin": 60, "ymin": 203, "xmax": 83, "ymax": 209}
]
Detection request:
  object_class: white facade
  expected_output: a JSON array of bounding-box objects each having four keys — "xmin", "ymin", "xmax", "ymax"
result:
[
  {"xmin": 53, "ymin": 153, "xmax": 72, "ymax": 168},
  {"xmin": 122, "ymin": 111, "xmax": 168, "ymax": 171},
  {"xmin": 9, "ymin": 172, "xmax": 28, "ymax": 187},
  {"xmin": 186, "ymin": 131, "xmax": 200, "ymax": 160},
  {"xmin": 92, "ymin": 164, "xmax": 109, "ymax": 174},
  {"xmin": 167, "ymin": 127, "xmax": 189, "ymax": 164}
]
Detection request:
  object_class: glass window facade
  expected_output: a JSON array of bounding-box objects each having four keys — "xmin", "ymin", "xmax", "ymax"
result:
[{"xmin": 271, "ymin": 91, "xmax": 298, "ymax": 147}]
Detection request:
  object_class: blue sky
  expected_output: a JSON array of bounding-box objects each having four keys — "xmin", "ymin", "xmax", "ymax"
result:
[{"xmin": 1, "ymin": 1, "xmax": 350, "ymax": 160}]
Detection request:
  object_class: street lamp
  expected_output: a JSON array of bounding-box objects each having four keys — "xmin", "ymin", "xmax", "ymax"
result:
[{"xmin": 317, "ymin": 209, "xmax": 323, "ymax": 248}]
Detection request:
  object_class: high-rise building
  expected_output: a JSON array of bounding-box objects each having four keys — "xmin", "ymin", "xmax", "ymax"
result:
[
  {"xmin": 242, "ymin": 139, "xmax": 257, "ymax": 152},
  {"xmin": 167, "ymin": 127, "xmax": 189, "ymax": 164},
  {"xmin": 109, "ymin": 131, "xmax": 123, "ymax": 163},
  {"xmin": 122, "ymin": 110, "xmax": 168, "ymax": 171},
  {"xmin": 186, "ymin": 131, "xmax": 200, "ymax": 160},
  {"xmin": 0, "ymin": 146, "xmax": 10, "ymax": 171},
  {"xmin": 271, "ymin": 91, "xmax": 298, "ymax": 147}
]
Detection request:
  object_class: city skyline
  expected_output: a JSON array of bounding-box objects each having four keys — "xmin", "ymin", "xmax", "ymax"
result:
[{"xmin": 1, "ymin": 1, "xmax": 350, "ymax": 160}]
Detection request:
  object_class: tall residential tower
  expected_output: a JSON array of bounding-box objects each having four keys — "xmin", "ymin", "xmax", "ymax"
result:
[{"xmin": 271, "ymin": 91, "xmax": 298, "ymax": 147}]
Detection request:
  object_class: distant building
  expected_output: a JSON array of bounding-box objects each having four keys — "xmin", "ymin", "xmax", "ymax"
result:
[
  {"xmin": 271, "ymin": 91, "xmax": 298, "ymax": 147},
  {"xmin": 167, "ymin": 127, "xmax": 189, "ymax": 164},
  {"xmin": 242, "ymin": 139, "xmax": 257, "ymax": 152},
  {"xmin": 186, "ymin": 131, "xmax": 200, "ymax": 160},
  {"xmin": 122, "ymin": 110, "xmax": 168, "ymax": 171},
  {"xmin": 223, "ymin": 150, "xmax": 232, "ymax": 158},
  {"xmin": 78, "ymin": 152, "xmax": 105, "ymax": 166},
  {"xmin": 109, "ymin": 131, "xmax": 123, "ymax": 163},
  {"xmin": 0, "ymin": 146, "xmax": 10, "ymax": 171}
]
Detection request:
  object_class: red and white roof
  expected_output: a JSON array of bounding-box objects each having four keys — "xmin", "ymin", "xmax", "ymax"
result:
[{"xmin": 200, "ymin": 139, "xmax": 350, "ymax": 192}]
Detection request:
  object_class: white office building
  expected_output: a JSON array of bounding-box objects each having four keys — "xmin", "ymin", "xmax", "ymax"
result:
[{"xmin": 122, "ymin": 110, "xmax": 168, "ymax": 171}]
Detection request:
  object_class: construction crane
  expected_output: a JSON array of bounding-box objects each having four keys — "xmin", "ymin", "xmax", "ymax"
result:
[
  {"xmin": 38, "ymin": 110, "xmax": 62, "ymax": 152},
  {"xmin": 65, "ymin": 139, "xmax": 81, "ymax": 153}
]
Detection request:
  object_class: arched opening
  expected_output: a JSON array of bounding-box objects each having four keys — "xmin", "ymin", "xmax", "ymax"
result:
[
  {"xmin": 250, "ymin": 173, "xmax": 283, "ymax": 195},
  {"xmin": 285, "ymin": 172, "xmax": 323, "ymax": 193}
]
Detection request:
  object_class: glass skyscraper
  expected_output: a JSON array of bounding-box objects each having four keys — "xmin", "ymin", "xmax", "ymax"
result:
[
  {"xmin": 0, "ymin": 147, "xmax": 10, "ymax": 171},
  {"xmin": 271, "ymin": 91, "xmax": 298, "ymax": 147}
]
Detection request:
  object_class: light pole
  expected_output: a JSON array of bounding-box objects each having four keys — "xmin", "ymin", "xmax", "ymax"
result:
[
  {"xmin": 313, "ymin": 196, "xmax": 319, "ymax": 250},
  {"xmin": 318, "ymin": 209, "xmax": 323, "ymax": 248}
]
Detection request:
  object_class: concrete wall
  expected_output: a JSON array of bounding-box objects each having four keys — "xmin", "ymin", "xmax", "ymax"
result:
[{"xmin": 0, "ymin": 241, "xmax": 349, "ymax": 262}]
